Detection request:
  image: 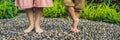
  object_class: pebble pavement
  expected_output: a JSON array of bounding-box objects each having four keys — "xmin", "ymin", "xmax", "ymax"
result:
[{"xmin": 0, "ymin": 14, "xmax": 120, "ymax": 40}]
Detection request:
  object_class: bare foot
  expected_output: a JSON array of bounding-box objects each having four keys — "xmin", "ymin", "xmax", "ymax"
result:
[
  {"xmin": 24, "ymin": 25, "xmax": 34, "ymax": 34},
  {"xmin": 35, "ymin": 27, "xmax": 43, "ymax": 34},
  {"xmin": 35, "ymin": 24, "xmax": 43, "ymax": 34},
  {"xmin": 70, "ymin": 28, "xmax": 80, "ymax": 33},
  {"xmin": 35, "ymin": 28, "xmax": 43, "ymax": 34},
  {"xmin": 71, "ymin": 19, "xmax": 80, "ymax": 33}
]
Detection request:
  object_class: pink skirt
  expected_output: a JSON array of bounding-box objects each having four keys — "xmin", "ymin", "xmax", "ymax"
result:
[{"xmin": 15, "ymin": 0, "xmax": 53, "ymax": 9}]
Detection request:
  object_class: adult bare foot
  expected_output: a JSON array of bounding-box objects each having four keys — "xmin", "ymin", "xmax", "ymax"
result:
[{"xmin": 24, "ymin": 25, "xmax": 34, "ymax": 34}]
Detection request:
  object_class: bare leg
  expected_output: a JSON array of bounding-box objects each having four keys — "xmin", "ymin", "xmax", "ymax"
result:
[
  {"xmin": 34, "ymin": 8, "xmax": 43, "ymax": 33},
  {"xmin": 24, "ymin": 8, "xmax": 34, "ymax": 34},
  {"xmin": 75, "ymin": 11, "xmax": 80, "ymax": 18},
  {"xmin": 67, "ymin": 7, "xmax": 80, "ymax": 33}
]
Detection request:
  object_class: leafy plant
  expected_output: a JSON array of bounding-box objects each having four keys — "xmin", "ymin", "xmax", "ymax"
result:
[
  {"xmin": 0, "ymin": 0, "xmax": 18, "ymax": 19},
  {"xmin": 80, "ymin": 1, "xmax": 120, "ymax": 25},
  {"xmin": 43, "ymin": 0, "xmax": 68, "ymax": 18},
  {"xmin": 86, "ymin": 0, "xmax": 120, "ymax": 12}
]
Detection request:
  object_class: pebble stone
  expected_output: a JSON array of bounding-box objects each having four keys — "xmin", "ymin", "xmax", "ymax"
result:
[{"xmin": 0, "ymin": 14, "xmax": 120, "ymax": 40}]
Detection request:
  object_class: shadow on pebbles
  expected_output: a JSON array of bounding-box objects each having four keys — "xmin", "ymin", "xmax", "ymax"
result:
[{"xmin": 0, "ymin": 17, "xmax": 120, "ymax": 40}]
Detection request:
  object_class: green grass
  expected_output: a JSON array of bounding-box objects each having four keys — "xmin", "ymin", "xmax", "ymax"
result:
[
  {"xmin": 43, "ymin": 0, "xmax": 68, "ymax": 18},
  {"xmin": 80, "ymin": 2, "xmax": 120, "ymax": 25}
]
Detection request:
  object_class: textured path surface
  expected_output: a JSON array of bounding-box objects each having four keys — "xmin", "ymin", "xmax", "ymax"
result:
[{"xmin": 0, "ymin": 14, "xmax": 120, "ymax": 40}]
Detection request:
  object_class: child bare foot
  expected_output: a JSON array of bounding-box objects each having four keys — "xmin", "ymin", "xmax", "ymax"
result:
[
  {"xmin": 35, "ymin": 23, "xmax": 43, "ymax": 34},
  {"xmin": 71, "ymin": 28, "xmax": 80, "ymax": 33},
  {"xmin": 71, "ymin": 19, "xmax": 80, "ymax": 33},
  {"xmin": 24, "ymin": 25, "xmax": 34, "ymax": 34},
  {"xmin": 35, "ymin": 28, "xmax": 43, "ymax": 34}
]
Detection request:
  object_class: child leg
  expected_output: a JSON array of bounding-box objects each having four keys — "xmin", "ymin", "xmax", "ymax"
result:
[
  {"xmin": 24, "ymin": 8, "xmax": 35, "ymax": 34},
  {"xmin": 75, "ymin": 11, "xmax": 80, "ymax": 18},
  {"xmin": 34, "ymin": 8, "xmax": 43, "ymax": 33},
  {"xmin": 67, "ymin": 7, "xmax": 80, "ymax": 33},
  {"xmin": 75, "ymin": 0, "xmax": 84, "ymax": 18}
]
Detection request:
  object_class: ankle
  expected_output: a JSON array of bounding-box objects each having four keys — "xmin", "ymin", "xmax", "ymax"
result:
[
  {"xmin": 71, "ymin": 27, "xmax": 77, "ymax": 29},
  {"xmin": 35, "ymin": 25, "xmax": 40, "ymax": 28},
  {"xmin": 74, "ymin": 18, "xmax": 79, "ymax": 21},
  {"xmin": 73, "ymin": 19, "xmax": 79, "ymax": 22},
  {"xmin": 35, "ymin": 22, "xmax": 40, "ymax": 24},
  {"xmin": 29, "ymin": 24, "xmax": 34, "ymax": 26}
]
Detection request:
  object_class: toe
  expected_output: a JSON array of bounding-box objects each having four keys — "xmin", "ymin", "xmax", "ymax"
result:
[
  {"xmin": 36, "ymin": 29, "xmax": 43, "ymax": 34},
  {"xmin": 70, "ymin": 28, "xmax": 80, "ymax": 33}
]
